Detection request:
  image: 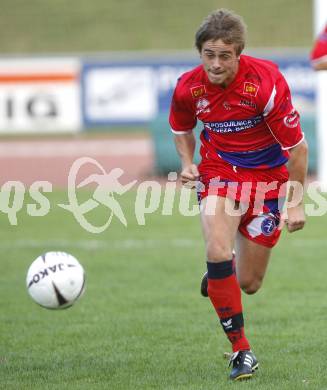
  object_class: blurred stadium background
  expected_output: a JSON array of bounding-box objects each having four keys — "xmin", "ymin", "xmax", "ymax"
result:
[
  {"xmin": 0, "ymin": 0, "xmax": 317, "ymax": 183},
  {"xmin": 1, "ymin": 1, "xmax": 327, "ymax": 389}
]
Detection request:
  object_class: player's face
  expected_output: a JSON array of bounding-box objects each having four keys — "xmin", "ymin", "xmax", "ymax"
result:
[{"xmin": 200, "ymin": 39, "xmax": 240, "ymax": 87}]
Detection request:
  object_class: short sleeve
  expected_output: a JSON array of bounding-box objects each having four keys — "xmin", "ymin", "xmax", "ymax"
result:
[
  {"xmin": 310, "ymin": 25, "xmax": 327, "ymax": 65},
  {"xmin": 263, "ymin": 72, "xmax": 304, "ymax": 150},
  {"xmin": 169, "ymin": 82, "xmax": 197, "ymax": 134}
]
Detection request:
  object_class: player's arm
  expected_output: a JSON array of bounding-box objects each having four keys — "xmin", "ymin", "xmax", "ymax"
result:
[
  {"xmin": 169, "ymin": 83, "xmax": 199, "ymax": 185},
  {"xmin": 284, "ymin": 139, "xmax": 308, "ymax": 232},
  {"xmin": 311, "ymin": 54, "xmax": 327, "ymax": 70},
  {"xmin": 174, "ymin": 132, "xmax": 199, "ymax": 184},
  {"xmin": 263, "ymin": 72, "xmax": 308, "ymax": 232},
  {"xmin": 312, "ymin": 60, "xmax": 327, "ymax": 71}
]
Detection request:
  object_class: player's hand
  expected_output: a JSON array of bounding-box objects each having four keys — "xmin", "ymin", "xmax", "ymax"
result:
[
  {"xmin": 279, "ymin": 204, "xmax": 306, "ymax": 233},
  {"xmin": 180, "ymin": 164, "xmax": 200, "ymax": 188}
]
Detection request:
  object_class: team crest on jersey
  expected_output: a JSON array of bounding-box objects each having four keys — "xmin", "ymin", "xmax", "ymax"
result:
[
  {"xmin": 243, "ymin": 82, "xmax": 259, "ymax": 97},
  {"xmin": 191, "ymin": 85, "xmax": 206, "ymax": 99},
  {"xmin": 196, "ymin": 98, "xmax": 210, "ymax": 115},
  {"xmin": 283, "ymin": 109, "xmax": 300, "ymax": 128}
]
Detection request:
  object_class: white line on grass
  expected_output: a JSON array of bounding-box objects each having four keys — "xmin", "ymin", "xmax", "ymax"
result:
[
  {"xmin": 4, "ymin": 238, "xmax": 202, "ymax": 251},
  {"xmin": 3, "ymin": 238, "xmax": 321, "ymax": 252}
]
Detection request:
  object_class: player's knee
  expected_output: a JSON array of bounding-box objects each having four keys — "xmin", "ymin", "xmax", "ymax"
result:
[
  {"xmin": 240, "ymin": 278, "xmax": 262, "ymax": 295},
  {"xmin": 206, "ymin": 241, "xmax": 233, "ymax": 262}
]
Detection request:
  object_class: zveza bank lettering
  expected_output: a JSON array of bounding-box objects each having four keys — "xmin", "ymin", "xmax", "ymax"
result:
[{"xmin": 204, "ymin": 115, "xmax": 263, "ymax": 134}]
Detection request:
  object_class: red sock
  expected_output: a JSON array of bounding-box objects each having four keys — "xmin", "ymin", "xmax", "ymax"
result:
[{"xmin": 207, "ymin": 260, "xmax": 250, "ymax": 352}]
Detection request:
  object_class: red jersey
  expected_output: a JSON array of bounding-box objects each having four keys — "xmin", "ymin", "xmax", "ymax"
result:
[
  {"xmin": 311, "ymin": 25, "xmax": 327, "ymax": 65},
  {"xmin": 169, "ymin": 55, "xmax": 304, "ymax": 170}
]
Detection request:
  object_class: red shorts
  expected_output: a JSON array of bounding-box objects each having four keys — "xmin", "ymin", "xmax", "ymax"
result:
[{"xmin": 197, "ymin": 156, "xmax": 288, "ymax": 248}]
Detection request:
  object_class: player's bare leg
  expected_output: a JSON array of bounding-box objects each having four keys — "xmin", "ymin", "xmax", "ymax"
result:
[
  {"xmin": 234, "ymin": 233, "xmax": 272, "ymax": 295},
  {"xmin": 200, "ymin": 196, "xmax": 240, "ymax": 262},
  {"xmin": 201, "ymin": 233, "xmax": 272, "ymax": 295},
  {"xmin": 200, "ymin": 195, "xmax": 258, "ymax": 380}
]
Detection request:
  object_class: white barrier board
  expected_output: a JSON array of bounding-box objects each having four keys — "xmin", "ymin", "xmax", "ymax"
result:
[{"xmin": 0, "ymin": 58, "xmax": 81, "ymax": 133}]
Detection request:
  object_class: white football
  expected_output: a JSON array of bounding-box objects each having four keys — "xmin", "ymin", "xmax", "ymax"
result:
[{"xmin": 26, "ymin": 251, "xmax": 85, "ymax": 309}]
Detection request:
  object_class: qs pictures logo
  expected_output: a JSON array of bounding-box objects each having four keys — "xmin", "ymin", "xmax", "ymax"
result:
[{"xmin": 58, "ymin": 157, "xmax": 137, "ymax": 233}]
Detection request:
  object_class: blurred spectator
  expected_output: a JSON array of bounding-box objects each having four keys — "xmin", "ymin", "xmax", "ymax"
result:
[{"xmin": 310, "ymin": 24, "xmax": 327, "ymax": 70}]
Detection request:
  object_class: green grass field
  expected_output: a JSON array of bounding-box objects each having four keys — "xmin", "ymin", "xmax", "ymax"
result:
[
  {"xmin": 1, "ymin": 190, "xmax": 327, "ymax": 389},
  {"xmin": 0, "ymin": 0, "xmax": 312, "ymax": 53}
]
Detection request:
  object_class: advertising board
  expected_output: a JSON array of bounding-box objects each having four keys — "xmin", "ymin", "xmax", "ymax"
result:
[{"xmin": 0, "ymin": 59, "xmax": 81, "ymax": 133}]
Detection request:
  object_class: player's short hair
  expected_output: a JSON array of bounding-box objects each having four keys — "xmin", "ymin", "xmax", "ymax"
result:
[{"xmin": 195, "ymin": 9, "xmax": 247, "ymax": 55}]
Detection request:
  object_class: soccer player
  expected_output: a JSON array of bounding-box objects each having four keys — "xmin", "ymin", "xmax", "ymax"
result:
[
  {"xmin": 310, "ymin": 23, "xmax": 327, "ymax": 70},
  {"xmin": 169, "ymin": 9, "xmax": 308, "ymax": 381}
]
